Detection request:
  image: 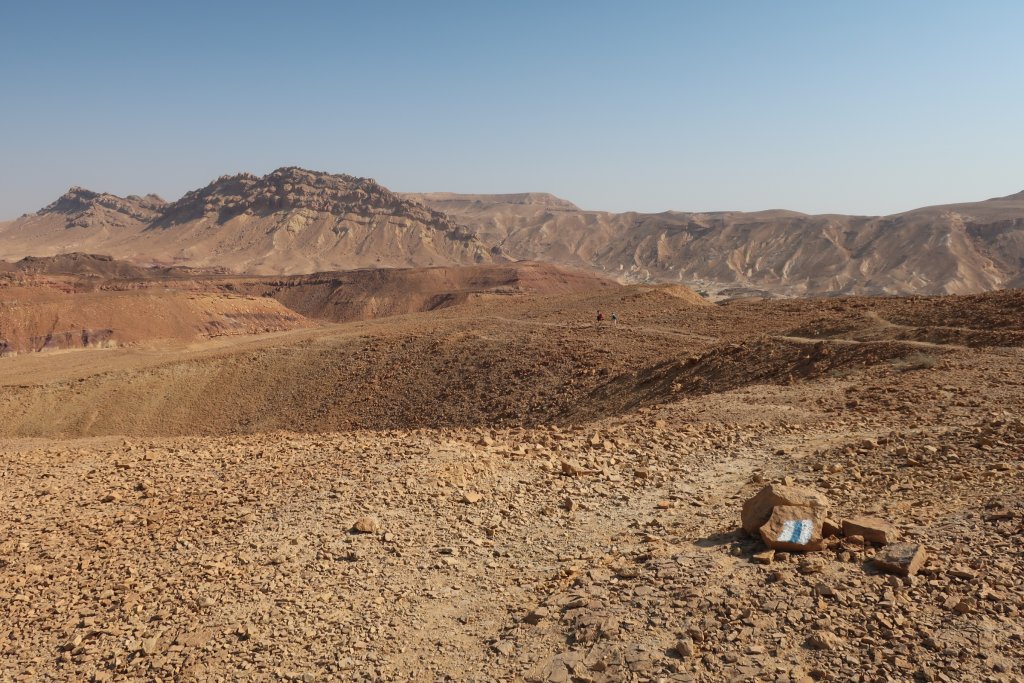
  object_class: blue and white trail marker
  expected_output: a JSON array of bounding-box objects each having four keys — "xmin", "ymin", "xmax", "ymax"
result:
[{"xmin": 778, "ymin": 519, "xmax": 813, "ymax": 546}]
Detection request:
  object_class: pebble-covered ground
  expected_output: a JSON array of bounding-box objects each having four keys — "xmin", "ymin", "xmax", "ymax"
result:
[{"xmin": 1, "ymin": 287, "xmax": 1022, "ymax": 682}]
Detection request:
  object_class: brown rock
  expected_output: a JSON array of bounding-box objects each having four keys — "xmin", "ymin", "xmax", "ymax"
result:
[
  {"xmin": 759, "ymin": 505, "xmax": 826, "ymax": 552},
  {"xmin": 822, "ymin": 517, "xmax": 842, "ymax": 537},
  {"xmin": 525, "ymin": 606, "xmax": 550, "ymax": 624},
  {"xmin": 873, "ymin": 543, "xmax": 927, "ymax": 576},
  {"xmin": 560, "ymin": 460, "xmax": 585, "ymax": 476},
  {"xmin": 674, "ymin": 637, "xmax": 697, "ymax": 658},
  {"xmin": 798, "ymin": 556, "xmax": 827, "ymax": 574},
  {"xmin": 842, "ymin": 516, "xmax": 899, "ymax": 545},
  {"xmin": 741, "ymin": 484, "xmax": 830, "ymax": 534},
  {"xmin": 141, "ymin": 636, "xmax": 160, "ymax": 656},
  {"xmin": 351, "ymin": 516, "xmax": 380, "ymax": 534},
  {"xmin": 806, "ymin": 630, "xmax": 843, "ymax": 651},
  {"xmin": 948, "ymin": 565, "xmax": 977, "ymax": 580}
]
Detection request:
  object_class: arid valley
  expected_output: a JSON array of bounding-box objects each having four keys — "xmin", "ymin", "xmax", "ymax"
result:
[{"xmin": 0, "ymin": 166, "xmax": 1023, "ymax": 682}]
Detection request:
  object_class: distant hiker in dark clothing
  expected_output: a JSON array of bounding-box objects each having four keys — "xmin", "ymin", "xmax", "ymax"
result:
[
  {"xmin": 596, "ymin": 310, "xmax": 605, "ymax": 324},
  {"xmin": 611, "ymin": 312, "xmax": 618, "ymax": 326}
]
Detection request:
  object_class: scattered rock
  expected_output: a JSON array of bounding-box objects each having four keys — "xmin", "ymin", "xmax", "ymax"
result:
[
  {"xmin": 806, "ymin": 630, "xmax": 843, "ymax": 651},
  {"xmin": 675, "ymin": 637, "xmax": 697, "ymax": 658},
  {"xmin": 842, "ymin": 516, "xmax": 900, "ymax": 545},
  {"xmin": 873, "ymin": 543, "xmax": 927, "ymax": 576},
  {"xmin": 351, "ymin": 516, "xmax": 380, "ymax": 534}
]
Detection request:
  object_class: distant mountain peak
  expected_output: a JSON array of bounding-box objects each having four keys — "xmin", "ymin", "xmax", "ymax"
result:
[
  {"xmin": 156, "ymin": 167, "xmax": 475, "ymax": 241},
  {"xmin": 38, "ymin": 186, "xmax": 165, "ymax": 226},
  {"xmin": 403, "ymin": 191, "xmax": 580, "ymax": 211}
]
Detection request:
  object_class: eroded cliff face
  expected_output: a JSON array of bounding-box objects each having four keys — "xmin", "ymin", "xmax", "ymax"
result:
[{"xmin": 410, "ymin": 190, "xmax": 1024, "ymax": 296}]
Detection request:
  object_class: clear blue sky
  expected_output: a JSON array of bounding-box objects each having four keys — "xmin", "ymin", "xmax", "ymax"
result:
[{"xmin": 2, "ymin": 1, "xmax": 1022, "ymax": 218}]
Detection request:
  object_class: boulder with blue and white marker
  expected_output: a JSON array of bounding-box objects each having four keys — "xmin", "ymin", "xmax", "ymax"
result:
[
  {"xmin": 759, "ymin": 504, "xmax": 828, "ymax": 552},
  {"xmin": 740, "ymin": 483, "xmax": 831, "ymax": 535}
]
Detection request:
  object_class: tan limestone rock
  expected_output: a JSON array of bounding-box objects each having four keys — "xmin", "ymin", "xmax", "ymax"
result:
[
  {"xmin": 759, "ymin": 505, "xmax": 826, "ymax": 552},
  {"xmin": 873, "ymin": 543, "xmax": 927, "ymax": 576},
  {"xmin": 741, "ymin": 484, "xmax": 830, "ymax": 534},
  {"xmin": 842, "ymin": 516, "xmax": 899, "ymax": 545}
]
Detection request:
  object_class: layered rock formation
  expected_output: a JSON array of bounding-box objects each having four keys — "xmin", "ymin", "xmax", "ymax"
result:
[
  {"xmin": 0, "ymin": 168, "xmax": 491, "ymax": 274},
  {"xmin": 4, "ymin": 168, "xmax": 1024, "ymax": 294},
  {"xmin": 409, "ymin": 190, "xmax": 1024, "ymax": 296}
]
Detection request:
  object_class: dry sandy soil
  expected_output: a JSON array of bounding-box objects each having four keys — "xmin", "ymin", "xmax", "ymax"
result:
[{"xmin": 0, "ymin": 266, "xmax": 1022, "ymax": 682}]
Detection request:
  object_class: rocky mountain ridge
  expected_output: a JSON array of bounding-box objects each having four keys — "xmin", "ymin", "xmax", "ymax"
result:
[
  {"xmin": 410, "ymin": 189, "xmax": 1024, "ymax": 296},
  {"xmin": 0, "ymin": 168, "xmax": 491, "ymax": 274},
  {"xmin": 39, "ymin": 187, "xmax": 167, "ymax": 227},
  {"xmin": 3, "ymin": 168, "xmax": 1024, "ymax": 294}
]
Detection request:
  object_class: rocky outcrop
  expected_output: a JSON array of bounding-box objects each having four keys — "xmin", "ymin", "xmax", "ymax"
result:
[
  {"xmin": 39, "ymin": 187, "xmax": 166, "ymax": 227},
  {"xmin": 157, "ymin": 167, "xmax": 476, "ymax": 241},
  {"xmin": 0, "ymin": 168, "xmax": 491, "ymax": 273}
]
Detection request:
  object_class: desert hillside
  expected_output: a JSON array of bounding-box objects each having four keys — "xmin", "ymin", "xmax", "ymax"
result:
[
  {"xmin": 407, "ymin": 190, "xmax": 1024, "ymax": 296},
  {"xmin": 0, "ymin": 257, "xmax": 613, "ymax": 355},
  {"xmin": 0, "ymin": 278, "xmax": 1022, "ymax": 682}
]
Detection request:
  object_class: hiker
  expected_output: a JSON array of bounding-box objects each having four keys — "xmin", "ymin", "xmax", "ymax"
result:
[
  {"xmin": 611, "ymin": 312, "xmax": 618, "ymax": 326},
  {"xmin": 596, "ymin": 310, "xmax": 604, "ymax": 324}
]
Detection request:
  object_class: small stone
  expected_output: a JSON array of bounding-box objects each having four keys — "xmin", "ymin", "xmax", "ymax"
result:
[
  {"xmin": 560, "ymin": 460, "xmax": 585, "ymax": 477},
  {"xmin": 675, "ymin": 637, "xmax": 697, "ymax": 658},
  {"xmin": 752, "ymin": 549, "xmax": 775, "ymax": 564},
  {"xmin": 842, "ymin": 516, "xmax": 899, "ymax": 545},
  {"xmin": 525, "ymin": 606, "xmax": 550, "ymax": 624},
  {"xmin": 948, "ymin": 565, "xmax": 977, "ymax": 580},
  {"xmin": 953, "ymin": 597, "xmax": 976, "ymax": 614},
  {"xmin": 806, "ymin": 631, "xmax": 843, "ymax": 651},
  {"xmin": 351, "ymin": 517, "xmax": 380, "ymax": 534},
  {"xmin": 873, "ymin": 543, "xmax": 927, "ymax": 577},
  {"xmin": 462, "ymin": 491, "xmax": 482, "ymax": 504},
  {"xmin": 798, "ymin": 556, "xmax": 827, "ymax": 574},
  {"xmin": 62, "ymin": 634, "xmax": 83, "ymax": 651},
  {"xmin": 822, "ymin": 517, "xmax": 842, "ymax": 537}
]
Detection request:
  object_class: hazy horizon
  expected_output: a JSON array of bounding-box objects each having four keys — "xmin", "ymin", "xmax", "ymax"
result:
[{"xmin": 2, "ymin": 1, "xmax": 1022, "ymax": 219}]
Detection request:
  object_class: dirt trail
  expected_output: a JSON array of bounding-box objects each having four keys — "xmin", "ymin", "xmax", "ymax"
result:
[{"xmin": 775, "ymin": 334, "xmax": 964, "ymax": 351}]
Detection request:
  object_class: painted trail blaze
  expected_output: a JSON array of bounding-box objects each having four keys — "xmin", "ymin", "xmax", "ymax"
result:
[{"xmin": 778, "ymin": 519, "xmax": 813, "ymax": 545}]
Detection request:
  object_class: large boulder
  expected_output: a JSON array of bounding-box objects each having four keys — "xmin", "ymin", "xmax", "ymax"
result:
[
  {"xmin": 759, "ymin": 504, "xmax": 827, "ymax": 552},
  {"xmin": 741, "ymin": 484, "xmax": 831, "ymax": 534}
]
